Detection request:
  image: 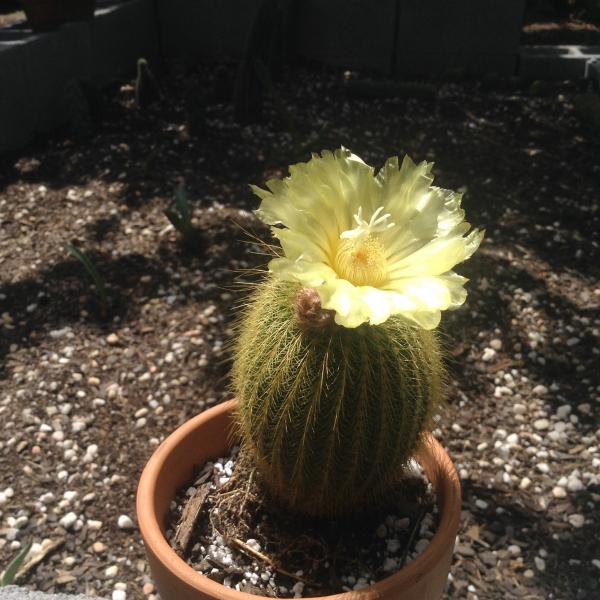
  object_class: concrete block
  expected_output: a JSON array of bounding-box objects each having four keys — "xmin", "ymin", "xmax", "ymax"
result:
[
  {"xmin": 586, "ymin": 57, "xmax": 600, "ymax": 86},
  {"xmin": 395, "ymin": 0, "xmax": 525, "ymax": 76},
  {"xmin": 0, "ymin": 0, "xmax": 159, "ymax": 155},
  {"xmin": 0, "ymin": 586, "xmax": 105, "ymax": 600},
  {"xmin": 157, "ymin": 0, "xmax": 262, "ymax": 60},
  {"xmin": 520, "ymin": 45, "xmax": 600, "ymax": 80},
  {"xmin": 92, "ymin": 0, "xmax": 158, "ymax": 84},
  {"xmin": 294, "ymin": 0, "xmax": 397, "ymax": 73}
]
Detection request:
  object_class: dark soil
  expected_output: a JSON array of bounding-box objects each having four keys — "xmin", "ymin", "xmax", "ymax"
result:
[
  {"xmin": 165, "ymin": 448, "xmax": 435, "ymax": 597},
  {"xmin": 0, "ymin": 61, "xmax": 599, "ymax": 600}
]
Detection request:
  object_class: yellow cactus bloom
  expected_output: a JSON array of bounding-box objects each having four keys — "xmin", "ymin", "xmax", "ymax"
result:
[{"xmin": 252, "ymin": 148, "xmax": 483, "ymax": 329}]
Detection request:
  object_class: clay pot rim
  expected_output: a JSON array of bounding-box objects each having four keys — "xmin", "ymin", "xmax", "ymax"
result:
[{"xmin": 137, "ymin": 399, "xmax": 461, "ymax": 600}]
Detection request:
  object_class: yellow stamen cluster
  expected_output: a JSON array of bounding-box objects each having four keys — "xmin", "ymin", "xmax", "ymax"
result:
[{"xmin": 334, "ymin": 236, "xmax": 387, "ymax": 287}]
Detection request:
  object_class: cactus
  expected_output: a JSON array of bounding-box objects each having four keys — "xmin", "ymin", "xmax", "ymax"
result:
[{"xmin": 232, "ymin": 277, "xmax": 444, "ymax": 516}]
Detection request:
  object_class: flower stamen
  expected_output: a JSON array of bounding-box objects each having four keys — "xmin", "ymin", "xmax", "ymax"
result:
[
  {"xmin": 334, "ymin": 235, "xmax": 388, "ymax": 287},
  {"xmin": 340, "ymin": 206, "xmax": 395, "ymax": 241}
]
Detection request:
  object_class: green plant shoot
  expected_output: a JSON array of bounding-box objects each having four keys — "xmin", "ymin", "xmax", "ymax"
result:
[
  {"xmin": 65, "ymin": 243, "xmax": 109, "ymax": 316},
  {"xmin": 1, "ymin": 541, "xmax": 32, "ymax": 586}
]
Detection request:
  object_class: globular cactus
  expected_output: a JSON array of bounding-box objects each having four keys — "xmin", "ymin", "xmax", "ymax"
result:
[
  {"xmin": 232, "ymin": 278, "xmax": 444, "ymax": 516},
  {"xmin": 232, "ymin": 148, "xmax": 482, "ymax": 516}
]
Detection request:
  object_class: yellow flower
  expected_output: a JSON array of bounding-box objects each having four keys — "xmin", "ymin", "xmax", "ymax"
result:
[{"xmin": 252, "ymin": 148, "xmax": 483, "ymax": 329}]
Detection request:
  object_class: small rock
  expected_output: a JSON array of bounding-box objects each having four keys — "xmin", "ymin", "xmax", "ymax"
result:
[
  {"xmin": 552, "ymin": 486, "xmax": 567, "ymax": 498},
  {"xmin": 59, "ymin": 512, "xmax": 78, "ymax": 530},
  {"xmin": 106, "ymin": 334, "xmax": 120, "ymax": 345},
  {"xmin": 105, "ymin": 565, "xmax": 118, "ymax": 577},
  {"xmin": 567, "ymin": 475, "xmax": 584, "ymax": 492},
  {"xmin": 519, "ymin": 477, "xmax": 532, "ymax": 490},
  {"xmin": 117, "ymin": 515, "xmax": 135, "ymax": 530},
  {"xmin": 556, "ymin": 405, "xmax": 571, "ymax": 419},
  {"xmin": 508, "ymin": 545, "xmax": 521, "ymax": 556},
  {"xmin": 490, "ymin": 339, "xmax": 503, "ymax": 350},
  {"xmin": 456, "ymin": 543, "xmax": 475, "ymax": 557},
  {"xmin": 112, "ymin": 591, "xmax": 126, "ymax": 600},
  {"xmin": 533, "ymin": 419, "xmax": 550, "ymax": 431},
  {"xmin": 568, "ymin": 514, "xmax": 585, "ymax": 528},
  {"xmin": 92, "ymin": 542, "xmax": 107, "ymax": 553},
  {"xmin": 482, "ymin": 348, "xmax": 496, "ymax": 362},
  {"xmin": 534, "ymin": 557, "xmax": 546, "ymax": 571}
]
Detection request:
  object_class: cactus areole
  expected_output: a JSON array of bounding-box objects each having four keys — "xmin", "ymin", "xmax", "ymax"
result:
[{"xmin": 233, "ymin": 148, "xmax": 483, "ymax": 516}]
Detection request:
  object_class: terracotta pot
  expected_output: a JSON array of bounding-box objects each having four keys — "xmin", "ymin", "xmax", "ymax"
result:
[
  {"xmin": 21, "ymin": 0, "xmax": 96, "ymax": 32},
  {"xmin": 137, "ymin": 399, "xmax": 461, "ymax": 600}
]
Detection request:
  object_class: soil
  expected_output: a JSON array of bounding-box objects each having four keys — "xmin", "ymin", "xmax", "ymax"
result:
[
  {"xmin": 522, "ymin": 20, "xmax": 600, "ymax": 45},
  {"xmin": 165, "ymin": 447, "xmax": 436, "ymax": 597},
  {"xmin": 0, "ymin": 61, "xmax": 599, "ymax": 600}
]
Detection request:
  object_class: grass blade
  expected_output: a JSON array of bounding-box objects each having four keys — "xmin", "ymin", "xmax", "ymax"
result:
[
  {"xmin": 65, "ymin": 243, "xmax": 109, "ymax": 315},
  {"xmin": 1, "ymin": 541, "xmax": 32, "ymax": 586}
]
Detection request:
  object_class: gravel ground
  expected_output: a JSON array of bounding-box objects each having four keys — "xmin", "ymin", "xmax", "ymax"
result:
[{"xmin": 0, "ymin": 63, "xmax": 599, "ymax": 600}]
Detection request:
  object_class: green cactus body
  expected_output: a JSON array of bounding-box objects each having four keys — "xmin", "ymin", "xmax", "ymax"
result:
[{"xmin": 232, "ymin": 277, "xmax": 444, "ymax": 516}]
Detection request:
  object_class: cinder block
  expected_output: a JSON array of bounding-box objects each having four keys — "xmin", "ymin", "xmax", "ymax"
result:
[
  {"xmin": 294, "ymin": 0, "xmax": 397, "ymax": 74},
  {"xmin": 395, "ymin": 0, "xmax": 525, "ymax": 76},
  {"xmin": 92, "ymin": 0, "xmax": 158, "ymax": 84},
  {"xmin": 0, "ymin": 0, "xmax": 158, "ymax": 155},
  {"xmin": 520, "ymin": 45, "xmax": 600, "ymax": 80},
  {"xmin": 0, "ymin": 585, "xmax": 106, "ymax": 600}
]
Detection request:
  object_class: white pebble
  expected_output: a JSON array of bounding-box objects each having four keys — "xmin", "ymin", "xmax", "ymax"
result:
[
  {"xmin": 520, "ymin": 477, "xmax": 532, "ymax": 489},
  {"xmin": 112, "ymin": 591, "xmax": 126, "ymax": 600},
  {"xmin": 567, "ymin": 475, "xmax": 584, "ymax": 492},
  {"xmin": 568, "ymin": 514, "xmax": 585, "ymax": 528},
  {"xmin": 117, "ymin": 515, "xmax": 135, "ymax": 530},
  {"xmin": 482, "ymin": 348, "xmax": 496, "ymax": 362},
  {"xmin": 490, "ymin": 339, "xmax": 503, "ymax": 350},
  {"xmin": 59, "ymin": 512, "xmax": 78, "ymax": 530},
  {"xmin": 105, "ymin": 565, "xmax": 118, "ymax": 577}
]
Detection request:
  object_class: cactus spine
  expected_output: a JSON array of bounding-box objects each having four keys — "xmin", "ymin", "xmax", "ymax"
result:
[{"xmin": 232, "ymin": 277, "xmax": 444, "ymax": 516}]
